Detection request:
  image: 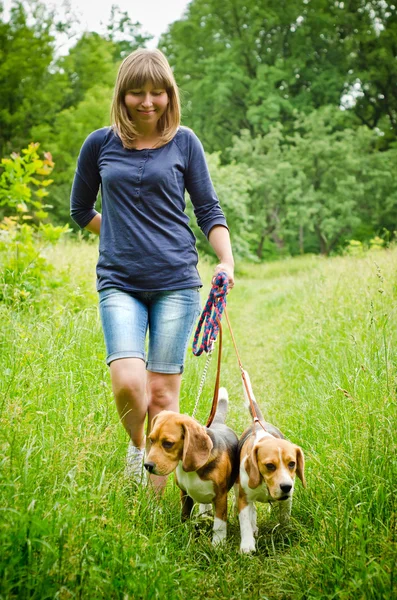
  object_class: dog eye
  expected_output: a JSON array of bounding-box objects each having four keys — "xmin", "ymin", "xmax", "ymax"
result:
[
  {"xmin": 162, "ymin": 441, "xmax": 174, "ymax": 450},
  {"xmin": 265, "ymin": 463, "xmax": 276, "ymax": 471},
  {"xmin": 288, "ymin": 461, "xmax": 296, "ymax": 469}
]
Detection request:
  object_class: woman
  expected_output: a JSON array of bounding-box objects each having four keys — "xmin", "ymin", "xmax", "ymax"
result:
[{"xmin": 70, "ymin": 48, "xmax": 234, "ymax": 492}]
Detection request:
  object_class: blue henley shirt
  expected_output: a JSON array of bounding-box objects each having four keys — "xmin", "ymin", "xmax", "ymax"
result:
[{"xmin": 70, "ymin": 126, "xmax": 228, "ymax": 292}]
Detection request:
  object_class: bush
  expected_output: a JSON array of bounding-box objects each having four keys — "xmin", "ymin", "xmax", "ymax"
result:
[{"xmin": 0, "ymin": 143, "xmax": 70, "ymax": 306}]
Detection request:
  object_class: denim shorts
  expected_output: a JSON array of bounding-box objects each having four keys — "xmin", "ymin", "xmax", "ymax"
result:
[{"xmin": 98, "ymin": 287, "xmax": 201, "ymax": 374}]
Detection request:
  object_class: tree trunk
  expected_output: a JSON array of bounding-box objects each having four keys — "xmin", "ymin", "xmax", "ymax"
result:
[
  {"xmin": 256, "ymin": 230, "xmax": 266, "ymax": 259},
  {"xmin": 315, "ymin": 225, "xmax": 329, "ymax": 255},
  {"xmin": 299, "ymin": 225, "xmax": 304, "ymax": 254},
  {"xmin": 271, "ymin": 231, "xmax": 284, "ymax": 250}
]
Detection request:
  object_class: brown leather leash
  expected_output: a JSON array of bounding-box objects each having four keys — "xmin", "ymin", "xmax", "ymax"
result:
[
  {"xmin": 205, "ymin": 308, "xmax": 267, "ymax": 433},
  {"xmin": 205, "ymin": 319, "xmax": 222, "ymax": 427},
  {"xmin": 223, "ymin": 307, "xmax": 267, "ymax": 432}
]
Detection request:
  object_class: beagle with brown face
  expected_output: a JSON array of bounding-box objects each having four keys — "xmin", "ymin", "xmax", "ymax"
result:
[
  {"xmin": 144, "ymin": 388, "xmax": 239, "ymax": 546},
  {"xmin": 237, "ymin": 372, "xmax": 306, "ymax": 553}
]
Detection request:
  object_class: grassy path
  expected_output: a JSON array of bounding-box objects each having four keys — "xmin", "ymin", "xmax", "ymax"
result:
[{"xmin": 0, "ymin": 242, "xmax": 396, "ymax": 599}]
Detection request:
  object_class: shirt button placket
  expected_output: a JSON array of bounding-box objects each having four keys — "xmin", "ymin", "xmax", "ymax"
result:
[{"xmin": 136, "ymin": 151, "xmax": 148, "ymax": 199}]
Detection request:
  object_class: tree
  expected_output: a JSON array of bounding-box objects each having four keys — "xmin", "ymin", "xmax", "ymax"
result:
[
  {"xmin": 159, "ymin": 0, "xmax": 350, "ymax": 153},
  {"xmin": 57, "ymin": 33, "xmax": 117, "ymax": 108},
  {"xmin": 105, "ymin": 4, "xmax": 152, "ymax": 60},
  {"xmin": 343, "ymin": 2, "xmax": 397, "ymax": 147},
  {"xmin": 186, "ymin": 152, "xmax": 255, "ymax": 260},
  {"xmin": 160, "ymin": 0, "xmax": 397, "ymax": 155},
  {"xmin": 0, "ymin": 1, "xmax": 57, "ymax": 154},
  {"xmin": 230, "ymin": 106, "xmax": 397, "ymax": 257},
  {"xmin": 231, "ymin": 125, "xmax": 302, "ymax": 258}
]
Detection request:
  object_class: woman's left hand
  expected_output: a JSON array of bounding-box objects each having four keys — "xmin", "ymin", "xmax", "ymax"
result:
[{"xmin": 212, "ymin": 262, "xmax": 235, "ymax": 293}]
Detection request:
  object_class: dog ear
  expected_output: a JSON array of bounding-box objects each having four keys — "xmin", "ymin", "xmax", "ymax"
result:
[
  {"xmin": 246, "ymin": 445, "xmax": 261, "ymax": 489},
  {"xmin": 182, "ymin": 420, "xmax": 213, "ymax": 472},
  {"xmin": 295, "ymin": 446, "xmax": 306, "ymax": 488}
]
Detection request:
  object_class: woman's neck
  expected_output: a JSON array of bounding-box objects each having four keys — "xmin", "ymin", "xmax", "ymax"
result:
[{"xmin": 134, "ymin": 126, "xmax": 162, "ymax": 149}]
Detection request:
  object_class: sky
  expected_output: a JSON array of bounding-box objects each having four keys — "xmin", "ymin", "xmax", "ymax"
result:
[{"xmin": 3, "ymin": 0, "xmax": 191, "ymax": 50}]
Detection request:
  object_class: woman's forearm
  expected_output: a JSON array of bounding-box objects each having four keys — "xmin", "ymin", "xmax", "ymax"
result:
[
  {"xmin": 208, "ymin": 225, "xmax": 234, "ymax": 266},
  {"xmin": 85, "ymin": 213, "xmax": 101, "ymax": 235},
  {"xmin": 208, "ymin": 225, "xmax": 235, "ymax": 288}
]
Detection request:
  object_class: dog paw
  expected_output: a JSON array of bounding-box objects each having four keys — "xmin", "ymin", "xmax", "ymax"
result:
[
  {"xmin": 212, "ymin": 533, "xmax": 226, "ymax": 547},
  {"xmin": 252, "ymin": 525, "xmax": 259, "ymax": 537},
  {"xmin": 240, "ymin": 541, "xmax": 256, "ymax": 554},
  {"xmin": 279, "ymin": 515, "xmax": 291, "ymax": 527},
  {"xmin": 198, "ymin": 503, "xmax": 213, "ymax": 517}
]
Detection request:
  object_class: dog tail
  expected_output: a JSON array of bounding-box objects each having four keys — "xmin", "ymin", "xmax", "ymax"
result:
[
  {"xmin": 242, "ymin": 369, "xmax": 264, "ymax": 421},
  {"xmin": 212, "ymin": 387, "xmax": 229, "ymax": 425}
]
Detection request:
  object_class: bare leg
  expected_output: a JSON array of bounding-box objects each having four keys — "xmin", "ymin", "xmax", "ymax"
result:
[
  {"xmin": 110, "ymin": 358, "xmax": 148, "ymax": 448},
  {"xmin": 146, "ymin": 371, "xmax": 181, "ymax": 494}
]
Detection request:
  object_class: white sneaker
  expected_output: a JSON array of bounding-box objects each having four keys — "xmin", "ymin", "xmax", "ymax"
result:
[{"xmin": 125, "ymin": 441, "xmax": 145, "ymax": 483}]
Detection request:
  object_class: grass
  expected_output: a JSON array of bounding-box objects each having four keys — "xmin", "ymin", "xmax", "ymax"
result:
[{"xmin": 0, "ymin": 240, "xmax": 396, "ymax": 599}]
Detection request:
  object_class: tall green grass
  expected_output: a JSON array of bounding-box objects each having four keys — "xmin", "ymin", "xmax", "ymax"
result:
[{"xmin": 0, "ymin": 241, "xmax": 396, "ymax": 599}]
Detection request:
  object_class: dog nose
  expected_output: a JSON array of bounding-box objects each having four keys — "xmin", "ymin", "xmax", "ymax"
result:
[
  {"xmin": 280, "ymin": 483, "xmax": 292, "ymax": 494},
  {"xmin": 144, "ymin": 461, "xmax": 155, "ymax": 473}
]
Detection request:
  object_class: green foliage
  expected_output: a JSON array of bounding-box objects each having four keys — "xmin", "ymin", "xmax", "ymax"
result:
[
  {"xmin": 0, "ymin": 219, "xmax": 56, "ymax": 304},
  {"xmin": 345, "ymin": 239, "xmax": 364, "ymax": 257},
  {"xmin": 162, "ymin": 0, "xmax": 397, "ymax": 153},
  {"xmin": 0, "ymin": 142, "xmax": 70, "ymax": 305},
  {"xmin": 231, "ymin": 107, "xmax": 397, "ymax": 256},
  {"xmin": 345, "ymin": 236, "xmax": 386, "ymax": 257},
  {"xmin": 187, "ymin": 152, "xmax": 256, "ymax": 260},
  {"xmin": 286, "ymin": 107, "xmax": 365, "ymax": 255},
  {"xmin": 156, "ymin": 0, "xmax": 396, "ymax": 256},
  {"xmin": 0, "ymin": 142, "xmax": 55, "ymax": 220},
  {"xmin": 231, "ymin": 124, "xmax": 298, "ymax": 258},
  {"xmin": 0, "ymin": 0, "xmax": 64, "ymax": 155},
  {"xmin": 343, "ymin": 2, "xmax": 397, "ymax": 148},
  {"xmin": 57, "ymin": 33, "xmax": 118, "ymax": 108},
  {"xmin": 105, "ymin": 4, "xmax": 153, "ymax": 59},
  {"xmin": 31, "ymin": 84, "xmax": 112, "ymax": 223}
]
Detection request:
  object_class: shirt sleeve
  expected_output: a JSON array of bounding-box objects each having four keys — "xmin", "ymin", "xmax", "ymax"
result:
[
  {"xmin": 70, "ymin": 129, "xmax": 104, "ymax": 229},
  {"xmin": 183, "ymin": 129, "xmax": 228, "ymax": 239}
]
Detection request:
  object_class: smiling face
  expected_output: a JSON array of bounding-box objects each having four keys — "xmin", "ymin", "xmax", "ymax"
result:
[
  {"xmin": 245, "ymin": 437, "xmax": 306, "ymax": 499},
  {"xmin": 124, "ymin": 82, "xmax": 169, "ymax": 132}
]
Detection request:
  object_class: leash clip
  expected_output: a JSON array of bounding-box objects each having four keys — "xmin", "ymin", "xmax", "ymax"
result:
[{"xmin": 207, "ymin": 337, "xmax": 217, "ymax": 354}]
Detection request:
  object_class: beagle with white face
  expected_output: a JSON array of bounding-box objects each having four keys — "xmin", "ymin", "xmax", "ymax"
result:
[
  {"xmin": 237, "ymin": 372, "xmax": 306, "ymax": 553},
  {"xmin": 144, "ymin": 388, "xmax": 239, "ymax": 546}
]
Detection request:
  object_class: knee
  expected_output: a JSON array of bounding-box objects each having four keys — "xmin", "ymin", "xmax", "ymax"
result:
[
  {"xmin": 148, "ymin": 381, "xmax": 177, "ymax": 412},
  {"xmin": 112, "ymin": 373, "xmax": 145, "ymax": 402}
]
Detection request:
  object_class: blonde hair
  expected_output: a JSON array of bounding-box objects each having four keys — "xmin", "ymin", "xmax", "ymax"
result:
[{"xmin": 111, "ymin": 48, "xmax": 181, "ymax": 149}]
